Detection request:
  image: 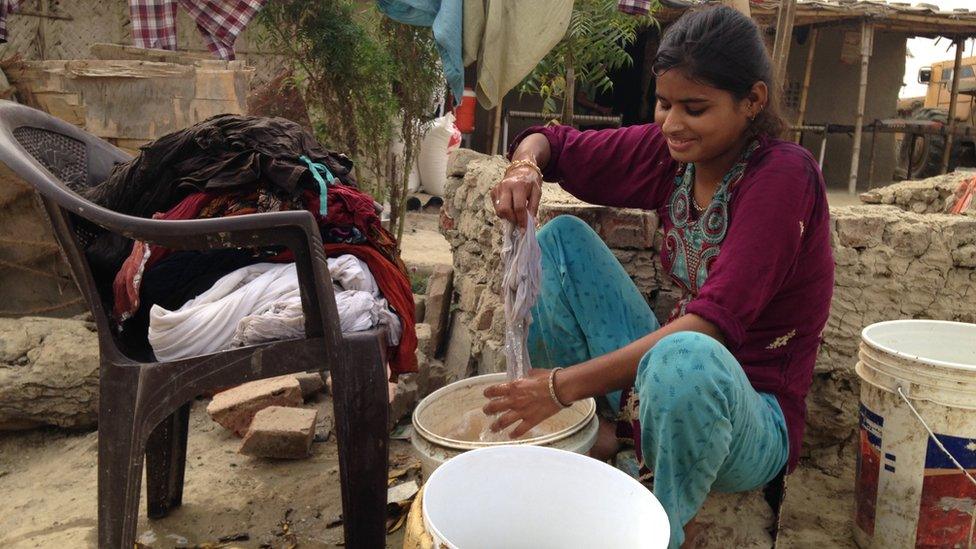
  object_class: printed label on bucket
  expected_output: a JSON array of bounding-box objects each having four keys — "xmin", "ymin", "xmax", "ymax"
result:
[
  {"xmin": 855, "ymin": 404, "xmax": 883, "ymax": 536},
  {"xmin": 915, "ymin": 433, "xmax": 976, "ymax": 548}
]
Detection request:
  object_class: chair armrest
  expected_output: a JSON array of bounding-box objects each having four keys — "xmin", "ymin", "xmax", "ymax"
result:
[{"xmin": 114, "ymin": 211, "xmax": 343, "ymax": 347}]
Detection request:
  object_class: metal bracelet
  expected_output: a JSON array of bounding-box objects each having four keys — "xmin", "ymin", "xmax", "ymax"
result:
[
  {"xmin": 548, "ymin": 367, "xmax": 570, "ymax": 409},
  {"xmin": 506, "ymin": 158, "xmax": 543, "ymax": 180}
]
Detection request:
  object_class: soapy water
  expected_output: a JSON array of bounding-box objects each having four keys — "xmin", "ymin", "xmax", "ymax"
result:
[{"xmin": 446, "ymin": 408, "xmax": 543, "ymax": 443}]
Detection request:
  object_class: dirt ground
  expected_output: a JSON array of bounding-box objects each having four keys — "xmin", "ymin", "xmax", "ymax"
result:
[{"xmin": 0, "ymin": 396, "xmax": 416, "ymax": 548}]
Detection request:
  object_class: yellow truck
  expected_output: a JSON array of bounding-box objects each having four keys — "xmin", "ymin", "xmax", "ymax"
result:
[{"xmin": 898, "ymin": 55, "xmax": 976, "ymax": 179}]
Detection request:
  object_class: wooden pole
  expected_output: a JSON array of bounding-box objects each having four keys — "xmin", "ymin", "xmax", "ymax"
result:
[
  {"xmin": 771, "ymin": 0, "xmax": 798, "ymax": 90},
  {"xmin": 491, "ymin": 103, "xmax": 503, "ymax": 156},
  {"xmin": 848, "ymin": 20, "xmax": 874, "ymax": 194},
  {"xmin": 941, "ymin": 37, "xmax": 964, "ymax": 174},
  {"xmin": 868, "ymin": 122, "xmax": 880, "ymax": 184},
  {"xmin": 794, "ymin": 27, "xmax": 819, "ymax": 143},
  {"xmin": 562, "ymin": 60, "xmax": 576, "ymax": 127}
]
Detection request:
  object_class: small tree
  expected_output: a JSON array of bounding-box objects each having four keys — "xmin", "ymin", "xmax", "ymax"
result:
[
  {"xmin": 257, "ymin": 1, "xmax": 441, "ymax": 244},
  {"xmin": 520, "ymin": 0, "xmax": 656, "ymax": 125}
]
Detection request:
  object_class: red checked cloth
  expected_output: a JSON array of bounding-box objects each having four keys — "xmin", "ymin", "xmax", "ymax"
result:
[
  {"xmin": 617, "ymin": 0, "xmax": 651, "ymax": 15},
  {"xmin": 0, "ymin": 0, "xmax": 23, "ymax": 43},
  {"xmin": 129, "ymin": 0, "xmax": 267, "ymax": 60}
]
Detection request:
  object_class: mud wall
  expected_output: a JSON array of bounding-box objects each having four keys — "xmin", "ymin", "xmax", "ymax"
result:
[{"xmin": 441, "ymin": 149, "xmax": 976, "ymax": 455}]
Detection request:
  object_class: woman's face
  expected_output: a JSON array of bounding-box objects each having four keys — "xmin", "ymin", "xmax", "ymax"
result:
[{"xmin": 654, "ymin": 69, "xmax": 758, "ymax": 165}]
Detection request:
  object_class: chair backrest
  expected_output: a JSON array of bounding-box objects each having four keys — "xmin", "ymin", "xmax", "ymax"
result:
[{"xmin": 0, "ymin": 100, "xmax": 139, "ymax": 361}]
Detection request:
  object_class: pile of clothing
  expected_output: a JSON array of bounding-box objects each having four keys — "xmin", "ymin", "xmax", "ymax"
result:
[{"xmin": 83, "ymin": 114, "xmax": 416, "ymax": 378}]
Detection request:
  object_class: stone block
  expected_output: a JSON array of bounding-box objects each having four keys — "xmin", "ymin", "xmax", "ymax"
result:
[
  {"xmin": 239, "ymin": 406, "xmax": 317, "ymax": 459},
  {"xmin": 457, "ymin": 278, "xmax": 485, "ymax": 313},
  {"xmin": 425, "ymin": 265, "xmax": 454, "ymax": 357},
  {"xmin": 479, "ymin": 340, "xmax": 506, "ymax": 375},
  {"xmin": 207, "ymin": 375, "xmax": 304, "ymax": 436},
  {"xmin": 293, "ymin": 372, "xmax": 326, "ymax": 399},
  {"xmin": 414, "ymin": 294, "xmax": 427, "ymax": 324},
  {"xmin": 444, "ymin": 321, "xmax": 474, "ymax": 384},
  {"xmin": 389, "ymin": 374, "xmax": 419, "ymax": 428},
  {"xmin": 447, "ymin": 148, "xmax": 489, "ymax": 177},
  {"xmin": 474, "ymin": 307, "xmax": 494, "ymax": 331},
  {"xmin": 0, "ymin": 317, "xmax": 99, "ymax": 430},
  {"xmin": 416, "ymin": 322, "xmax": 433, "ymax": 357},
  {"xmin": 420, "ymin": 358, "xmax": 449, "ymax": 397},
  {"xmin": 598, "ymin": 209, "xmax": 658, "ymax": 249},
  {"xmin": 953, "ymin": 244, "xmax": 976, "ymax": 267},
  {"xmin": 834, "ymin": 210, "xmax": 887, "ymax": 248}
]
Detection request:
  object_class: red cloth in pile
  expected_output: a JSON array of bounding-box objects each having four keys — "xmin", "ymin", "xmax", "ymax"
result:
[{"xmin": 112, "ymin": 192, "xmax": 213, "ymax": 320}]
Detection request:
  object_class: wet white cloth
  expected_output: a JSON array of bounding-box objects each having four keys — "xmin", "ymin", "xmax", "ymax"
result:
[
  {"xmin": 501, "ymin": 214, "xmax": 542, "ymax": 380},
  {"xmin": 148, "ymin": 256, "xmax": 401, "ymax": 361}
]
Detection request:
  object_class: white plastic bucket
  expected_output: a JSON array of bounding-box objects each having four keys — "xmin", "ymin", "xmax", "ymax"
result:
[
  {"xmin": 411, "ymin": 373, "xmax": 599, "ymax": 478},
  {"xmin": 853, "ymin": 320, "xmax": 976, "ymax": 548},
  {"xmin": 422, "ymin": 445, "xmax": 670, "ymax": 548}
]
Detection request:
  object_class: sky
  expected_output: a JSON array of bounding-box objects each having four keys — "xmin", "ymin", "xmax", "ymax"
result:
[{"xmin": 900, "ymin": 0, "xmax": 974, "ymax": 98}]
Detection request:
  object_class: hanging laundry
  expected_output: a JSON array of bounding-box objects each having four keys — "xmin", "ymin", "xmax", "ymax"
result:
[
  {"xmin": 148, "ymin": 260, "xmax": 402, "ymax": 362},
  {"xmin": 0, "ymin": 0, "xmax": 23, "ymax": 43},
  {"xmin": 461, "ymin": 0, "xmax": 573, "ymax": 109},
  {"xmin": 617, "ymin": 0, "xmax": 652, "ymax": 16},
  {"xmin": 129, "ymin": 0, "xmax": 268, "ymax": 60},
  {"xmin": 376, "ymin": 0, "xmax": 463, "ymax": 104}
]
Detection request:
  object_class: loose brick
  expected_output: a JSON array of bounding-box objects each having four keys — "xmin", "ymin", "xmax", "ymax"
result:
[
  {"xmin": 207, "ymin": 376, "xmax": 303, "ymax": 436},
  {"xmin": 293, "ymin": 372, "xmax": 325, "ymax": 399},
  {"xmin": 425, "ymin": 265, "xmax": 454, "ymax": 357},
  {"xmin": 239, "ymin": 406, "xmax": 317, "ymax": 459}
]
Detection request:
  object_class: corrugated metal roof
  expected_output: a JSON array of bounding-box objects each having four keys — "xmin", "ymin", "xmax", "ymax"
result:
[{"xmin": 656, "ymin": 0, "xmax": 976, "ymax": 36}]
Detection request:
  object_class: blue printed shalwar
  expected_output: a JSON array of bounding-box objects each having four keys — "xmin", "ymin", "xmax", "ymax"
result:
[{"xmin": 527, "ymin": 215, "xmax": 789, "ymax": 548}]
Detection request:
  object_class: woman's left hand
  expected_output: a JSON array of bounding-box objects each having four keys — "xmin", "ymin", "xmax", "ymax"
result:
[{"xmin": 483, "ymin": 368, "xmax": 566, "ymax": 438}]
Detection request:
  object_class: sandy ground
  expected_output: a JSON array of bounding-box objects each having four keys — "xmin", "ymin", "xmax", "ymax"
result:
[
  {"xmin": 0, "ymin": 400, "xmax": 859, "ymax": 549},
  {"xmin": 0, "ymin": 396, "xmax": 415, "ymax": 548}
]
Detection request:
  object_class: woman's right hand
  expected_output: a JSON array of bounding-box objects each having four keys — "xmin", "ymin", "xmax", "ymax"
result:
[{"xmin": 491, "ymin": 165, "xmax": 542, "ymax": 228}]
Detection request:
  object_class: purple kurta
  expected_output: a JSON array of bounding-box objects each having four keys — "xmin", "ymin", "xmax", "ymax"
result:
[{"xmin": 511, "ymin": 124, "xmax": 834, "ymax": 471}]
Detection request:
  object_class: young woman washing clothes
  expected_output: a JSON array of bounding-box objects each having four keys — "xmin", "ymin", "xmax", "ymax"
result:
[{"xmin": 482, "ymin": 6, "xmax": 834, "ymax": 547}]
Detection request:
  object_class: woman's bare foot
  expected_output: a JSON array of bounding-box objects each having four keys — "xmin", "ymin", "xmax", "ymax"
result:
[{"xmin": 587, "ymin": 417, "xmax": 621, "ymax": 462}]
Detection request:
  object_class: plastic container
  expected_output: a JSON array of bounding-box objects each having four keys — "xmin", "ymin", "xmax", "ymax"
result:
[
  {"xmin": 853, "ymin": 320, "xmax": 976, "ymax": 548},
  {"xmin": 411, "ymin": 373, "xmax": 598, "ymax": 478},
  {"xmin": 423, "ymin": 445, "xmax": 670, "ymax": 548},
  {"xmin": 454, "ymin": 87, "xmax": 476, "ymax": 134}
]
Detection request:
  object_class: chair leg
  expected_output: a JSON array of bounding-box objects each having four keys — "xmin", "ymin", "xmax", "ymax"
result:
[
  {"xmin": 97, "ymin": 373, "xmax": 145, "ymax": 549},
  {"xmin": 331, "ymin": 338, "xmax": 389, "ymax": 548},
  {"xmin": 146, "ymin": 402, "xmax": 191, "ymax": 519}
]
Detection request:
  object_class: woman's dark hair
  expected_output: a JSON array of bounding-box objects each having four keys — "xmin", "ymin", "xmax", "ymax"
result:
[{"xmin": 652, "ymin": 6, "xmax": 787, "ymax": 138}]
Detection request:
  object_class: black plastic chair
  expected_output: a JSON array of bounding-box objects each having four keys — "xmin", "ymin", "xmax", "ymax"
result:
[{"xmin": 0, "ymin": 100, "xmax": 389, "ymax": 548}]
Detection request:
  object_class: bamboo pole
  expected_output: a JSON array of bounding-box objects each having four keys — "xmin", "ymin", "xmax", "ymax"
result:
[
  {"xmin": 868, "ymin": 122, "xmax": 880, "ymax": 184},
  {"xmin": 562, "ymin": 61, "xmax": 576, "ymax": 127},
  {"xmin": 848, "ymin": 20, "xmax": 874, "ymax": 194},
  {"xmin": 490, "ymin": 103, "xmax": 503, "ymax": 156},
  {"xmin": 941, "ymin": 37, "xmax": 964, "ymax": 174},
  {"xmin": 793, "ymin": 27, "xmax": 819, "ymax": 143},
  {"xmin": 771, "ymin": 0, "xmax": 798, "ymax": 90}
]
